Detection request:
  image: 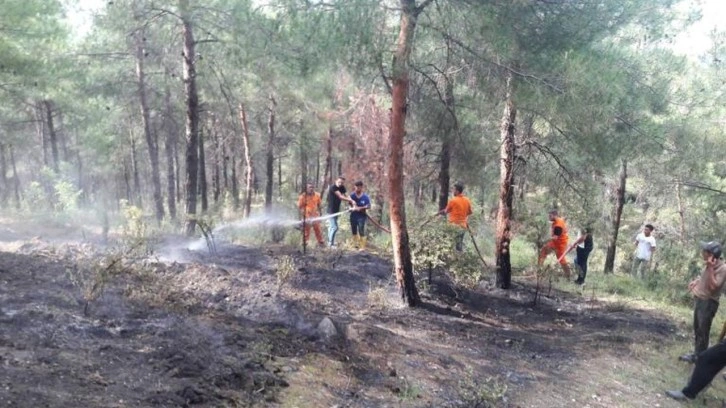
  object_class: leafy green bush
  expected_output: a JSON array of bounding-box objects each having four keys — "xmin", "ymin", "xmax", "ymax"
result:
[{"xmin": 410, "ymin": 222, "xmax": 484, "ymax": 287}]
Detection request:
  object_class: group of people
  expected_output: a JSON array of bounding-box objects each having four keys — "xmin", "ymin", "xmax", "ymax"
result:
[
  {"xmin": 296, "ymin": 176, "xmax": 370, "ymax": 250},
  {"xmin": 537, "ymin": 212, "xmax": 657, "ymax": 286},
  {"xmin": 298, "ymin": 178, "xmax": 475, "ymax": 251},
  {"xmin": 299, "ymin": 178, "xmax": 726, "ymax": 400}
]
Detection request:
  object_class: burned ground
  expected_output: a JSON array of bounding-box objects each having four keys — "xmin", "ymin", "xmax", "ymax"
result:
[{"xmin": 0, "ymin": 226, "xmax": 715, "ymax": 407}]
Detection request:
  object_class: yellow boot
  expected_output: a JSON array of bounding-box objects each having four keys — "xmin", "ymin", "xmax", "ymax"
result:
[
  {"xmin": 352, "ymin": 234, "xmax": 359, "ymax": 249},
  {"xmin": 359, "ymin": 236, "xmax": 367, "ymax": 251}
]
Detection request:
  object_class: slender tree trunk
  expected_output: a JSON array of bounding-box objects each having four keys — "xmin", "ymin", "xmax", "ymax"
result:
[
  {"xmin": 9, "ymin": 145, "xmax": 20, "ymax": 209},
  {"xmin": 676, "ymin": 178, "xmax": 686, "ymax": 243},
  {"xmin": 130, "ymin": 133, "xmax": 142, "ymax": 207},
  {"xmin": 238, "ymin": 104, "xmax": 253, "ymax": 217},
  {"xmin": 199, "ymin": 126, "xmax": 208, "ymax": 212},
  {"xmin": 222, "ymin": 141, "xmax": 229, "ymax": 192},
  {"xmin": 265, "ymin": 95, "xmax": 276, "ymax": 211},
  {"xmin": 123, "ymin": 160, "xmax": 132, "ymax": 203},
  {"xmin": 388, "ymin": 0, "xmax": 426, "ymax": 307},
  {"xmin": 57, "ymin": 111, "xmax": 69, "ymax": 162},
  {"xmin": 495, "ymin": 73, "xmax": 517, "ymax": 289},
  {"xmin": 36, "ymin": 103, "xmax": 48, "ymax": 167},
  {"xmin": 320, "ymin": 126, "xmax": 333, "ymax": 197},
  {"xmin": 43, "ymin": 100, "xmax": 60, "ymax": 173},
  {"xmin": 278, "ymin": 156, "xmax": 282, "ymax": 197},
  {"xmin": 437, "ymin": 79, "xmax": 455, "ymax": 211},
  {"xmin": 231, "ymin": 155, "xmax": 239, "ymax": 209},
  {"xmin": 604, "ymin": 159, "xmax": 627, "ymax": 273},
  {"xmin": 182, "ymin": 6, "xmax": 200, "ymax": 236},
  {"xmin": 315, "ymin": 152, "xmax": 320, "ymax": 187},
  {"xmin": 0, "ymin": 143, "xmax": 7, "ymax": 205},
  {"xmin": 212, "ymin": 124, "xmax": 221, "ymax": 203},
  {"xmin": 164, "ymin": 88, "xmax": 177, "ymax": 219},
  {"xmin": 135, "ymin": 31, "xmax": 164, "ymax": 222},
  {"xmin": 300, "ymin": 142, "xmax": 308, "ymax": 189}
]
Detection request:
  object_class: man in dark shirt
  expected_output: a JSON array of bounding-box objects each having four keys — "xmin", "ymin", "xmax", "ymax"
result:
[{"xmin": 327, "ymin": 176, "xmax": 355, "ymax": 248}]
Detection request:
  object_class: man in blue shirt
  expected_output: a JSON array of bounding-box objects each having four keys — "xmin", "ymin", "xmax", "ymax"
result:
[{"xmin": 350, "ymin": 181, "xmax": 371, "ymax": 250}]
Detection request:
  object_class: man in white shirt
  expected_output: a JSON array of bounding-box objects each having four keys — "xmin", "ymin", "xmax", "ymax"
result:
[{"xmin": 631, "ymin": 224, "xmax": 656, "ymax": 279}]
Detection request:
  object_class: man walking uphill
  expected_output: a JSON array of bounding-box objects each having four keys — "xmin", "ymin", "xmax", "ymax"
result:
[
  {"xmin": 349, "ymin": 181, "xmax": 371, "ymax": 250},
  {"xmin": 436, "ymin": 182, "xmax": 473, "ymax": 251},
  {"xmin": 326, "ymin": 176, "xmax": 355, "ymax": 248},
  {"xmin": 538, "ymin": 210, "xmax": 571, "ymax": 279},
  {"xmin": 297, "ymin": 183, "xmax": 325, "ymax": 248},
  {"xmin": 679, "ymin": 241, "xmax": 726, "ymax": 363}
]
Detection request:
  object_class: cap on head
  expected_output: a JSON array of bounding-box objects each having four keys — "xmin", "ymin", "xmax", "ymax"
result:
[{"xmin": 700, "ymin": 241, "xmax": 722, "ymax": 259}]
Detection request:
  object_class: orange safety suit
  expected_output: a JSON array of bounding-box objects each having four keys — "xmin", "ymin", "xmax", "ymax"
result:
[
  {"xmin": 297, "ymin": 192, "xmax": 324, "ymax": 245},
  {"xmin": 540, "ymin": 216, "xmax": 569, "ymax": 265}
]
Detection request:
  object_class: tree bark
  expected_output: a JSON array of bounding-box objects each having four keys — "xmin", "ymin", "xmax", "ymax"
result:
[
  {"xmin": 388, "ymin": 0, "xmax": 426, "ymax": 307},
  {"xmin": 181, "ymin": 6, "xmax": 200, "ymax": 236},
  {"xmin": 43, "ymin": 100, "xmax": 60, "ymax": 173},
  {"xmin": 36, "ymin": 103, "xmax": 48, "ymax": 167},
  {"xmin": 319, "ymin": 126, "xmax": 333, "ymax": 197},
  {"xmin": 212, "ymin": 123, "xmax": 221, "ymax": 203},
  {"xmin": 164, "ymin": 87, "xmax": 177, "ymax": 219},
  {"xmin": 238, "ymin": 104, "xmax": 253, "ymax": 217},
  {"xmin": 9, "ymin": 144, "xmax": 20, "ymax": 209},
  {"xmin": 437, "ymin": 78, "xmax": 455, "ymax": 212},
  {"xmin": 130, "ymin": 133, "xmax": 142, "ymax": 207},
  {"xmin": 265, "ymin": 95, "xmax": 276, "ymax": 211},
  {"xmin": 495, "ymin": 73, "xmax": 517, "ymax": 289},
  {"xmin": 604, "ymin": 159, "xmax": 627, "ymax": 273},
  {"xmin": 0, "ymin": 143, "xmax": 7, "ymax": 205},
  {"xmin": 134, "ymin": 31, "xmax": 164, "ymax": 222},
  {"xmin": 676, "ymin": 178, "xmax": 686, "ymax": 243},
  {"xmin": 199, "ymin": 125, "xmax": 208, "ymax": 212}
]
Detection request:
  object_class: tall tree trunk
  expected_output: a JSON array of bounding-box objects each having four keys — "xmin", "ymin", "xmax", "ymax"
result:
[
  {"xmin": 43, "ymin": 100, "xmax": 60, "ymax": 173},
  {"xmin": 495, "ymin": 73, "xmax": 517, "ymax": 289},
  {"xmin": 265, "ymin": 95, "xmax": 276, "ymax": 211},
  {"xmin": 437, "ymin": 78, "xmax": 455, "ymax": 211},
  {"xmin": 0, "ymin": 143, "xmax": 7, "ymax": 205},
  {"xmin": 36, "ymin": 103, "xmax": 48, "ymax": 167},
  {"xmin": 320, "ymin": 126, "xmax": 333, "ymax": 197},
  {"xmin": 212, "ymin": 124, "xmax": 221, "ymax": 203},
  {"xmin": 164, "ymin": 88, "xmax": 177, "ymax": 219},
  {"xmin": 130, "ymin": 133, "xmax": 142, "ymax": 207},
  {"xmin": 389, "ymin": 0, "xmax": 427, "ymax": 307},
  {"xmin": 135, "ymin": 31, "xmax": 164, "ymax": 222},
  {"xmin": 238, "ymin": 104, "xmax": 253, "ymax": 217},
  {"xmin": 181, "ymin": 5, "xmax": 200, "ymax": 236},
  {"xmin": 231, "ymin": 155, "xmax": 239, "ymax": 209},
  {"xmin": 604, "ymin": 159, "xmax": 627, "ymax": 273},
  {"xmin": 300, "ymin": 142, "xmax": 308, "ymax": 189},
  {"xmin": 9, "ymin": 145, "xmax": 20, "ymax": 209},
  {"xmin": 676, "ymin": 178, "xmax": 686, "ymax": 243},
  {"xmin": 123, "ymin": 161, "xmax": 132, "ymax": 203},
  {"xmin": 222, "ymin": 141, "xmax": 229, "ymax": 192},
  {"xmin": 199, "ymin": 126, "xmax": 208, "ymax": 212}
]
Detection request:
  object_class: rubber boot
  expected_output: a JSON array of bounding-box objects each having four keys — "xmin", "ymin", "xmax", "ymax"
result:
[
  {"xmin": 359, "ymin": 236, "xmax": 367, "ymax": 251},
  {"xmin": 352, "ymin": 234, "xmax": 359, "ymax": 249}
]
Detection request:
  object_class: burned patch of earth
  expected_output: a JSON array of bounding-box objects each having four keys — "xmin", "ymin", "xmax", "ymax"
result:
[{"xmin": 0, "ymin": 236, "xmax": 711, "ymax": 407}]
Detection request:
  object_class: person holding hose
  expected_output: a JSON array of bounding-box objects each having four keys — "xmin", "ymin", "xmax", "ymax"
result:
[
  {"xmin": 349, "ymin": 181, "xmax": 371, "ymax": 250},
  {"xmin": 558, "ymin": 227, "xmax": 593, "ymax": 285},
  {"xmin": 326, "ymin": 176, "xmax": 355, "ymax": 248},
  {"xmin": 297, "ymin": 183, "xmax": 325, "ymax": 248}
]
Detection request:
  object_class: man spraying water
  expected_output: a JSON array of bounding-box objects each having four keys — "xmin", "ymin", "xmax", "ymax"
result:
[{"xmin": 298, "ymin": 183, "xmax": 325, "ymax": 248}]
